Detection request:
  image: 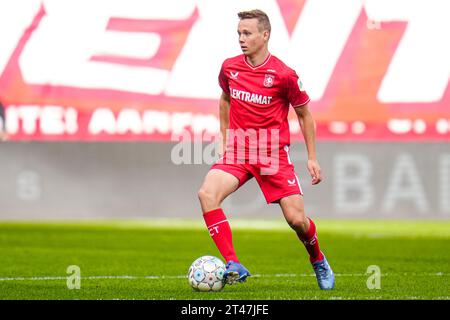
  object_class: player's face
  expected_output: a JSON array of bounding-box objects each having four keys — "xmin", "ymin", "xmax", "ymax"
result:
[{"xmin": 237, "ymin": 19, "xmax": 269, "ymax": 57}]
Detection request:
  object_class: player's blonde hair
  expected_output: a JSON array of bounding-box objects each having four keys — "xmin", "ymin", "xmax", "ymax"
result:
[{"xmin": 237, "ymin": 9, "xmax": 271, "ymax": 35}]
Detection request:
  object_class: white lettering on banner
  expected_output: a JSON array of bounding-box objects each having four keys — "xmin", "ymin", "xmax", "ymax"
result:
[
  {"xmin": 388, "ymin": 119, "xmax": 428, "ymax": 134},
  {"xmin": 165, "ymin": 0, "xmax": 287, "ymax": 98},
  {"xmin": 64, "ymin": 108, "xmax": 78, "ymax": 134},
  {"xmin": 0, "ymin": 0, "xmax": 445, "ymax": 103},
  {"xmin": 88, "ymin": 108, "xmax": 219, "ymax": 136},
  {"xmin": 117, "ymin": 109, "xmax": 143, "ymax": 134},
  {"xmin": 88, "ymin": 108, "xmax": 116, "ymax": 134},
  {"xmin": 94, "ymin": 31, "xmax": 161, "ymax": 60},
  {"xmin": 13, "ymin": 106, "xmax": 40, "ymax": 135},
  {"xmin": 436, "ymin": 119, "xmax": 450, "ymax": 134},
  {"xmin": 333, "ymin": 152, "xmax": 450, "ymax": 217},
  {"xmin": 19, "ymin": 0, "xmax": 197, "ymax": 94},
  {"xmin": 382, "ymin": 154, "xmax": 429, "ymax": 214},
  {"xmin": 142, "ymin": 111, "xmax": 170, "ymax": 134},
  {"xmin": 287, "ymin": 0, "xmax": 363, "ymax": 101},
  {"xmin": 365, "ymin": 0, "xmax": 450, "ymax": 103},
  {"xmin": 335, "ymin": 154, "xmax": 374, "ymax": 214},
  {"xmin": 6, "ymin": 105, "xmax": 78, "ymax": 135},
  {"xmin": 41, "ymin": 106, "xmax": 78, "ymax": 135},
  {"xmin": 191, "ymin": 114, "xmax": 220, "ymax": 135},
  {"xmin": 172, "ymin": 113, "xmax": 193, "ymax": 135},
  {"xmin": 0, "ymin": 1, "xmax": 41, "ymax": 77}
]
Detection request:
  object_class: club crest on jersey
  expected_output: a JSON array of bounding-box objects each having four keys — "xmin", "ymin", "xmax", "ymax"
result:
[{"xmin": 263, "ymin": 74, "xmax": 274, "ymax": 87}]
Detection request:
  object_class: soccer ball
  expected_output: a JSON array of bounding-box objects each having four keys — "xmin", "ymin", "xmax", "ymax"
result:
[{"xmin": 188, "ymin": 255, "xmax": 226, "ymax": 292}]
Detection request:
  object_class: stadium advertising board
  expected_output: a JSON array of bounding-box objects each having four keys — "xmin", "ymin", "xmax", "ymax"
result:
[{"xmin": 0, "ymin": 0, "xmax": 448, "ymax": 141}]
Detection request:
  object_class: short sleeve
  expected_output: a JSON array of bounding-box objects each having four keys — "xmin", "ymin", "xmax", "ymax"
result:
[
  {"xmin": 218, "ymin": 62, "xmax": 230, "ymax": 95},
  {"xmin": 286, "ymin": 70, "xmax": 310, "ymax": 108}
]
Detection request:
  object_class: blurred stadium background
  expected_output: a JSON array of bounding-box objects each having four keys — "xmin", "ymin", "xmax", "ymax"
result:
[
  {"xmin": 0, "ymin": 0, "xmax": 449, "ymax": 301},
  {"xmin": 0, "ymin": 0, "xmax": 448, "ymax": 220}
]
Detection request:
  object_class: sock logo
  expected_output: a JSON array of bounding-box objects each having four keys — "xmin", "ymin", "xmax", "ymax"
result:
[
  {"xmin": 208, "ymin": 226, "xmax": 220, "ymax": 236},
  {"xmin": 304, "ymin": 235, "xmax": 317, "ymax": 246},
  {"xmin": 207, "ymin": 219, "xmax": 228, "ymax": 237}
]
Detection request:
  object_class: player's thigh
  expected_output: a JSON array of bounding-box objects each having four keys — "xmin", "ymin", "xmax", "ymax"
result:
[
  {"xmin": 279, "ymin": 194, "xmax": 306, "ymax": 220},
  {"xmin": 199, "ymin": 169, "xmax": 240, "ymax": 203}
]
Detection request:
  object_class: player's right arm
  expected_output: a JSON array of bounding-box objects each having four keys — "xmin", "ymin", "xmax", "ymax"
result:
[{"xmin": 219, "ymin": 91, "xmax": 230, "ymax": 156}]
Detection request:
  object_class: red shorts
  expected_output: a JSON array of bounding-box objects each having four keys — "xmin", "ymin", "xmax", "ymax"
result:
[{"xmin": 211, "ymin": 146, "xmax": 303, "ymax": 204}]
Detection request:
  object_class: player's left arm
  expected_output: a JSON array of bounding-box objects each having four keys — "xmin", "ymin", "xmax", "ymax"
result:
[{"xmin": 294, "ymin": 104, "xmax": 322, "ymax": 185}]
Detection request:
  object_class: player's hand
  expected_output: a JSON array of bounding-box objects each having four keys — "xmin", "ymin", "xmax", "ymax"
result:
[{"xmin": 307, "ymin": 159, "xmax": 322, "ymax": 185}]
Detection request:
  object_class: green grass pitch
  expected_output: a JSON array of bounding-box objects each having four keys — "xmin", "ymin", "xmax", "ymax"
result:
[{"xmin": 0, "ymin": 219, "xmax": 448, "ymax": 300}]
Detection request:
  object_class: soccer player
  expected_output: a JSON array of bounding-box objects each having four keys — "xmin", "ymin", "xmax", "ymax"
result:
[{"xmin": 198, "ymin": 9, "xmax": 334, "ymax": 290}]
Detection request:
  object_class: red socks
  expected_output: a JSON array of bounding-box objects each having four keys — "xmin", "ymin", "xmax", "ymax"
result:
[
  {"xmin": 297, "ymin": 217, "xmax": 324, "ymax": 263},
  {"xmin": 203, "ymin": 208, "xmax": 239, "ymax": 263},
  {"xmin": 204, "ymin": 209, "xmax": 323, "ymax": 265}
]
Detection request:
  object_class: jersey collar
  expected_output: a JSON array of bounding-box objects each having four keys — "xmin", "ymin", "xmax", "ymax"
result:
[{"xmin": 243, "ymin": 53, "xmax": 272, "ymax": 70}]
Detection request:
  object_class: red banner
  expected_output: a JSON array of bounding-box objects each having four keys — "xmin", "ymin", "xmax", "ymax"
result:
[{"xmin": 0, "ymin": 0, "xmax": 449, "ymax": 141}]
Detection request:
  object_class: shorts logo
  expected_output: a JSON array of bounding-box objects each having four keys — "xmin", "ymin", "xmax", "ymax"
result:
[
  {"xmin": 264, "ymin": 74, "xmax": 274, "ymax": 87},
  {"xmin": 287, "ymin": 179, "xmax": 296, "ymax": 186}
]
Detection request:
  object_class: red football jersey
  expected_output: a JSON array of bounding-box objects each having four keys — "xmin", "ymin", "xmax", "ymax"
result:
[{"xmin": 218, "ymin": 53, "xmax": 310, "ymax": 158}]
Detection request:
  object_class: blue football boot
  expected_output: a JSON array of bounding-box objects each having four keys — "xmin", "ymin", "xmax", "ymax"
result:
[
  {"xmin": 312, "ymin": 255, "xmax": 335, "ymax": 290},
  {"xmin": 224, "ymin": 261, "xmax": 251, "ymax": 284}
]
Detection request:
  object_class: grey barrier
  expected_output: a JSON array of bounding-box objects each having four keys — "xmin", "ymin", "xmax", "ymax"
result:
[{"xmin": 0, "ymin": 141, "xmax": 448, "ymax": 220}]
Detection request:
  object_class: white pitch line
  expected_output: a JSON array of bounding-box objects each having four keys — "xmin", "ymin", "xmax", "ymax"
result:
[{"xmin": 0, "ymin": 272, "xmax": 447, "ymax": 282}]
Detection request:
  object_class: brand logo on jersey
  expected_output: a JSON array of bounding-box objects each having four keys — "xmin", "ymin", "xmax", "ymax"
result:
[
  {"xmin": 230, "ymin": 71, "xmax": 239, "ymax": 79},
  {"xmin": 287, "ymin": 179, "xmax": 296, "ymax": 186},
  {"xmin": 264, "ymin": 74, "xmax": 275, "ymax": 87}
]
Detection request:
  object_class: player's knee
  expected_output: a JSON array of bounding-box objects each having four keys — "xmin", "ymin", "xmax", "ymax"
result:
[
  {"xmin": 197, "ymin": 187, "xmax": 208, "ymax": 203},
  {"xmin": 198, "ymin": 187, "xmax": 219, "ymax": 208},
  {"xmin": 287, "ymin": 215, "xmax": 309, "ymax": 233}
]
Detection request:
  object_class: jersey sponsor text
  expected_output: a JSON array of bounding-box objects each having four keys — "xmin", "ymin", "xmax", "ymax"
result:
[{"xmin": 230, "ymin": 88, "xmax": 273, "ymax": 105}]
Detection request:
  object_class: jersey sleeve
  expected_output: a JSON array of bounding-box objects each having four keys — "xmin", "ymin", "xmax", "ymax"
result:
[
  {"xmin": 286, "ymin": 70, "xmax": 310, "ymax": 108},
  {"xmin": 218, "ymin": 62, "xmax": 230, "ymax": 95}
]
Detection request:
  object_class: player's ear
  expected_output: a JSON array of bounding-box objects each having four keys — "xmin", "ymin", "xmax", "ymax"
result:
[{"xmin": 263, "ymin": 30, "xmax": 270, "ymax": 41}]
